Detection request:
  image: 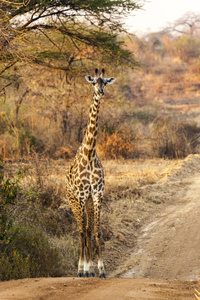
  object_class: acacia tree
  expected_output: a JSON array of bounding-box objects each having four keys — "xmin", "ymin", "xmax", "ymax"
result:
[
  {"xmin": 0, "ymin": 0, "xmax": 141, "ymax": 76},
  {"xmin": 163, "ymin": 12, "xmax": 200, "ymax": 62},
  {"xmin": 167, "ymin": 12, "xmax": 200, "ymax": 37}
]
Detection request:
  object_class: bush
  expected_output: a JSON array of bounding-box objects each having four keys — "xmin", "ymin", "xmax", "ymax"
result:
[
  {"xmin": 97, "ymin": 130, "xmax": 134, "ymax": 159},
  {"xmin": 0, "ymin": 161, "xmax": 63, "ymax": 280},
  {"xmin": 0, "ymin": 225, "xmax": 62, "ymax": 281},
  {"xmin": 0, "ymin": 119, "xmax": 36, "ymax": 159},
  {"xmin": 175, "ymin": 36, "xmax": 200, "ymax": 62},
  {"xmin": 151, "ymin": 119, "xmax": 200, "ymax": 159},
  {"xmin": 0, "ymin": 160, "xmax": 22, "ymax": 239}
]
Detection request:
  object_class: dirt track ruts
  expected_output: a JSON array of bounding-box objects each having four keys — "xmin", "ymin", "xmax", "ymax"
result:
[{"xmin": 0, "ymin": 277, "xmax": 198, "ymax": 300}]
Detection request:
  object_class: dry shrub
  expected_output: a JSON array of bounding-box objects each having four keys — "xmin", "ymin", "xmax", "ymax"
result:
[
  {"xmin": 155, "ymin": 78, "xmax": 164, "ymax": 94},
  {"xmin": 0, "ymin": 133, "xmax": 20, "ymax": 160},
  {"xmin": 151, "ymin": 119, "xmax": 200, "ymax": 159},
  {"xmin": 97, "ymin": 131, "xmax": 134, "ymax": 159},
  {"xmin": 55, "ymin": 146, "xmax": 74, "ymax": 159},
  {"xmin": 0, "ymin": 122, "xmax": 36, "ymax": 160}
]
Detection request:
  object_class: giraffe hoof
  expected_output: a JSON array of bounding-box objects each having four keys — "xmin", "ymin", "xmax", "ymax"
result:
[
  {"xmin": 99, "ymin": 273, "xmax": 106, "ymax": 278},
  {"xmin": 90, "ymin": 272, "xmax": 96, "ymax": 277},
  {"xmin": 84, "ymin": 271, "xmax": 89, "ymax": 277},
  {"xmin": 77, "ymin": 272, "xmax": 84, "ymax": 277}
]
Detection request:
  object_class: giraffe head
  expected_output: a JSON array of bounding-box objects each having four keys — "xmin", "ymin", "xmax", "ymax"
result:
[{"xmin": 85, "ymin": 68, "xmax": 116, "ymax": 96}]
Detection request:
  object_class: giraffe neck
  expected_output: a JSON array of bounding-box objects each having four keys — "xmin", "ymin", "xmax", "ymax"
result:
[{"xmin": 82, "ymin": 92, "xmax": 101, "ymax": 152}]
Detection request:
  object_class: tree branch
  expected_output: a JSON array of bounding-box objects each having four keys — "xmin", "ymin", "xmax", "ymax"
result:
[{"xmin": 0, "ymin": 60, "xmax": 18, "ymax": 76}]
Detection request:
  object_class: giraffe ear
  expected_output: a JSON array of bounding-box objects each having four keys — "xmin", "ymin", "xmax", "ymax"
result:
[
  {"xmin": 106, "ymin": 78, "xmax": 116, "ymax": 85},
  {"xmin": 95, "ymin": 68, "xmax": 99, "ymax": 76},
  {"xmin": 85, "ymin": 76, "xmax": 94, "ymax": 83}
]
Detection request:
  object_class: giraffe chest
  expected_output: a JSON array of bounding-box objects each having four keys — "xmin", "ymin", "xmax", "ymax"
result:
[{"xmin": 66, "ymin": 155, "xmax": 104, "ymax": 201}]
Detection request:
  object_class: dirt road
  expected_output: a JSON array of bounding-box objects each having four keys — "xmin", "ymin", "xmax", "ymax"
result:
[
  {"xmin": 0, "ymin": 277, "xmax": 198, "ymax": 300},
  {"xmin": 121, "ymin": 154, "xmax": 200, "ymax": 281},
  {"xmin": 1, "ymin": 154, "xmax": 200, "ymax": 299}
]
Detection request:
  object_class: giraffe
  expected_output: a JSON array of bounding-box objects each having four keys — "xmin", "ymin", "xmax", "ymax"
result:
[{"xmin": 66, "ymin": 68, "xmax": 115, "ymax": 278}]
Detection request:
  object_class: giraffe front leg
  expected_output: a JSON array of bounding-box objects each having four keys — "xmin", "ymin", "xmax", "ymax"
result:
[
  {"xmin": 77, "ymin": 212, "xmax": 90, "ymax": 278},
  {"xmin": 66, "ymin": 186, "xmax": 86, "ymax": 277},
  {"xmin": 96, "ymin": 231, "xmax": 106, "ymax": 278},
  {"xmin": 77, "ymin": 232, "xmax": 85, "ymax": 277},
  {"xmin": 86, "ymin": 198, "xmax": 95, "ymax": 277},
  {"xmin": 94, "ymin": 198, "xmax": 106, "ymax": 278},
  {"xmin": 85, "ymin": 228, "xmax": 95, "ymax": 277},
  {"xmin": 87, "ymin": 232, "xmax": 95, "ymax": 277}
]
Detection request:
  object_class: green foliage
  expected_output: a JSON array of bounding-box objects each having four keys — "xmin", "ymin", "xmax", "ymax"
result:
[
  {"xmin": 9, "ymin": 0, "xmax": 140, "ymax": 23},
  {"xmin": 0, "ymin": 0, "xmax": 140, "ymax": 74}
]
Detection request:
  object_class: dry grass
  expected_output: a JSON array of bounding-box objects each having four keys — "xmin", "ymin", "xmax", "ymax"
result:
[
  {"xmin": 103, "ymin": 158, "xmax": 175, "ymax": 189},
  {"xmin": 195, "ymin": 282, "xmax": 200, "ymax": 300},
  {"xmin": 195, "ymin": 289, "xmax": 200, "ymax": 300}
]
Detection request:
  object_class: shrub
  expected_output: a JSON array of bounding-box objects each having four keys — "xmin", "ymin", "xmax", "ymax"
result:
[
  {"xmin": 97, "ymin": 130, "xmax": 134, "ymax": 159},
  {"xmin": 0, "ymin": 160, "xmax": 22, "ymax": 239},
  {"xmin": 175, "ymin": 36, "xmax": 200, "ymax": 62},
  {"xmin": 151, "ymin": 119, "xmax": 200, "ymax": 159},
  {"xmin": 0, "ymin": 161, "xmax": 63, "ymax": 280},
  {"xmin": 0, "ymin": 225, "xmax": 62, "ymax": 280},
  {"xmin": 0, "ymin": 120, "xmax": 36, "ymax": 159}
]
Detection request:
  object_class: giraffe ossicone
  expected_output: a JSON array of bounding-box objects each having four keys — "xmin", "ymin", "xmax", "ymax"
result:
[{"xmin": 66, "ymin": 68, "xmax": 116, "ymax": 278}]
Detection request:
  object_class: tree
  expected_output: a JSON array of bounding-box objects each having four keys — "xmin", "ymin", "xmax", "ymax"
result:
[
  {"xmin": 166, "ymin": 12, "xmax": 200, "ymax": 37},
  {"xmin": 0, "ymin": 0, "xmax": 141, "ymax": 76},
  {"xmin": 162, "ymin": 12, "xmax": 200, "ymax": 62}
]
